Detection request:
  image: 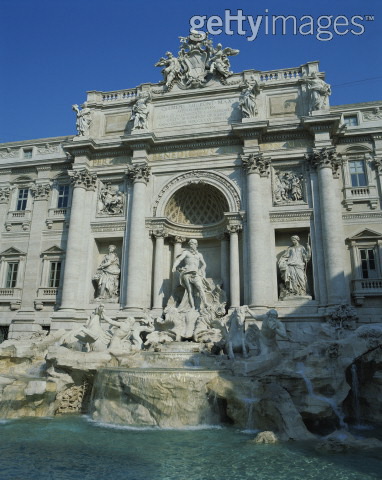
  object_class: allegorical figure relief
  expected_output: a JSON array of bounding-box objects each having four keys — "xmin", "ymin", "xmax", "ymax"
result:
[
  {"xmin": 72, "ymin": 103, "xmax": 92, "ymax": 136},
  {"xmin": 130, "ymin": 92, "xmax": 151, "ymax": 130},
  {"xmin": 301, "ymin": 72, "xmax": 331, "ymax": 112},
  {"xmin": 278, "ymin": 235, "xmax": 311, "ymax": 299},
  {"xmin": 93, "ymin": 245, "xmax": 120, "ymax": 301},
  {"xmin": 273, "ymin": 170, "xmax": 304, "ymax": 204},
  {"xmin": 239, "ymin": 78, "xmax": 261, "ymax": 118},
  {"xmin": 172, "ymin": 238, "xmax": 210, "ymax": 310},
  {"xmin": 98, "ymin": 183, "xmax": 124, "ymax": 215}
]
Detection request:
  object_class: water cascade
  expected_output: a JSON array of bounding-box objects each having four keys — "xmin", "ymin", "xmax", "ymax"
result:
[
  {"xmin": 90, "ymin": 367, "xmax": 223, "ymax": 428},
  {"xmin": 296, "ymin": 362, "xmax": 347, "ymax": 430}
]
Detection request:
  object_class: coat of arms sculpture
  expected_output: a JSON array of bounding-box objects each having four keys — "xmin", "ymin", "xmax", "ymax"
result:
[{"xmin": 155, "ymin": 30, "xmax": 239, "ymax": 91}]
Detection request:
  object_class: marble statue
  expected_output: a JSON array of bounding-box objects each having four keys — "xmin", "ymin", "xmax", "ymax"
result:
[
  {"xmin": 155, "ymin": 31, "xmax": 239, "ymax": 89},
  {"xmin": 130, "ymin": 93, "xmax": 151, "ymax": 130},
  {"xmin": 278, "ymin": 235, "xmax": 311, "ymax": 299},
  {"xmin": 273, "ymin": 171, "xmax": 304, "ymax": 204},
  {"xmin": 208, "ymin": 43, "xmax": 239, "ymax": 81},
  {"xmin": 72, "ymin": 103, "xmax": 92, "ymax": 136},
  {"xmin": 301, "ymin": 72, "xmax": 331, "ymax": 112},
  {"xmin": 98, "ymin": 184, "xmax": 124, "ymax": 215},
  {"xmin": 239, "ymin": 78, "xmax": 261, "ymax": 118},
  {"xmin": 224, "ymin": 306, "xmax": 248, "ymax": 359},
  {"xmin": 60, "ymin": 304, "xmax": 112, "ymax": 352},
  {"xmin": 246, "ymin": 308, "xmax": 288, "ymax": 356},
  {"xmin": 104, "ymin": 313, "xmax": 155, "ymax": 352},
  {"xmin": 154, "ymin": 51, "xmax": 181, "ymax": 90},
  {"xmin": 93, "ymin": 245, "xmax": 120, "ymax": 301},
  {"xmin": 172, "ymin": 239, "xmax": 210, "ymax": 310}
]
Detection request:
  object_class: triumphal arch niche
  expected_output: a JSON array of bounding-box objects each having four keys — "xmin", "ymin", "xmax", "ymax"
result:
[
  {"xmin": 0, "ymin": 29, "xmax": 381, "ymax": 340},
  {"xmin": 148, "ymin": 169, "xmax": 243, "ymax": 314}
]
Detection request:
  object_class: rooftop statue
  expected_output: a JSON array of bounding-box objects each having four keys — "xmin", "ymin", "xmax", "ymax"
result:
[
  {"xmin": 72, "ymin": 103, "xmax": 92, "ymax": 136},
  {"xmin": 301, "ymin": 72, "xmax": 331, "ymax": 112},
  {"xmin": 155, "ymin": 30, "xmax": 239, "ymax": 91}
]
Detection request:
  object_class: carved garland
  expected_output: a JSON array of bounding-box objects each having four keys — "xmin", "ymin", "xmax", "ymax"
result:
[{"xmin": 152, "ymin": 170, "xmax": 241, "ymax": 217}]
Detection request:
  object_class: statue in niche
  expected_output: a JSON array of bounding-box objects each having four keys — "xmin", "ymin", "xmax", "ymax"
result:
[
  {"xmin": 273, "ymin": 171, "xmax": 304, "ymax": 204},
  {"xmin": 278, "ymin": 235, "xmax": 311, "ymax": 299},
  {"xmin": 93, "ymin": 245, "xmax": 120, "ymax": 301},
  {"xmin": 301, "ymin": 72, "xmax": 331, "ymax": 112},
  {"xmin": 98, "ymin": 183, "xmax": 124, "ymax": 215},
  {"xmin": 154, "ymin": 51, "xmax": 181, "ymax": 90},
  {"xmin": 239, "ymin": 78, "xmax": 261, "ymax": 118},
  {"xmin": 172, "ymin": 239, "xmax": 211, "ymax": 311},
  {"xmin": 130, "ymin": 92, "xmax": 151, "ymax": 130},
  {"xmin": 72, "ymin": 103, "xmax": 92, "ymax": 136}
]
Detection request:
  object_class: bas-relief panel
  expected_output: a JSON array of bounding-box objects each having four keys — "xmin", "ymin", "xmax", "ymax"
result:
[
  {"xmin": 153, "ymin": 98, "xmax": 240, "ymax": 129},
  {"xmin": 104, "ymin": 114, "xmax": 131, "ymax": 134},
  {"xmin": 268, "ymin": 93, "xmax": 299, "ymax": 116},
  {"xmin": 89, "ymin": 157, "xmax": 130, "ymax": 168},
  {"xmin": 260, "ymin": 139, "xmax": 312, "ymax": 151}
]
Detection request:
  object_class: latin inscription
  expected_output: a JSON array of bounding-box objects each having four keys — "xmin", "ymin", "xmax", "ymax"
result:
[
  {"xmin": 150, "ymin": 145, "xmax": 241, "ymax": 161},
  {"xmin": 154, "ymin": 98, "xmax": 240, "ymax": 128}
]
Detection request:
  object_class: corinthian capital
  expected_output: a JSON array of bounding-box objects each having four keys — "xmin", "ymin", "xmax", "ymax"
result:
[
  {"xmin": 69, "ymin": 169, "xmax": 97, "ymax": 190},
  {"xmin": 126, "ymin": 163, "xmax": 151, "ymax": 184},
  {"xmin": 30, "ymin": 183, "xmax": 51, "ymax": 200},
  {"xmin": 241, "ymin": 153, "xmax": 271, "ymax": 177},
  {"xmin": 306, "ymin": 147, "xmax": 342, "ymax": 178}
]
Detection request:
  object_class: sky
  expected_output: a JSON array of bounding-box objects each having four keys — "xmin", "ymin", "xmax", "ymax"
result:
[{"xmin": 0, "ymin": 0, "xmax": 381, "ymax": 143}]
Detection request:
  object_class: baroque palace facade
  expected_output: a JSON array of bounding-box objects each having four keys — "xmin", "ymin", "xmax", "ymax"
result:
[{"xmin": 0, "ymin": 32, "xmax": 381, "ymax": 340}]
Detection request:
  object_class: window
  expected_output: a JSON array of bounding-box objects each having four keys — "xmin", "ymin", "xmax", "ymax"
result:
[
  {"xmin": 49, "ymin": 261, "xmax": 62, "ymax": 288},
  {"xmin": 16, "ymin": 188, "xmax": 28, "ymax": 211},
  {"xmin": 5, "ymin": 262, "xmax": 18, "ymax": 288},
  {"xmin": 349, "ymin": 160, "xmax": 367, "ymax": 187},
  {"xmin": 360, "ymin": 248, "xmax": 377, "ymax": 279},
  {"xmin": 23, "ymin": 149, "xmax": 33, "ymax": 159},
  {"xmin": 344, "ymin": 115, "xmax": 358, "ymax": 127},
  {"xmin": 57, "ymin": 185, "xmax": 69, "ymax": 208}
]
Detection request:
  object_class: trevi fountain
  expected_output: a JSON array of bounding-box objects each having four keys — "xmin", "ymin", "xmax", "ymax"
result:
[{"xmin": 0, "ymin": 31, "xmax": 381, "ymax": 479}]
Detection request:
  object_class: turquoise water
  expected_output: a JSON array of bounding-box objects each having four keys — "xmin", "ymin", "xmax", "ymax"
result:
[{"xmin": 0, "ymin": 416, "xmax": 381, "ymax": 480}]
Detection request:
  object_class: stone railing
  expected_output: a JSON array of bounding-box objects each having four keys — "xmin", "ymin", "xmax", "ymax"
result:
[
  {"xmin": 259, "ymin": 67, "xmax": 303, "ymax": 82},
  {"xmin": 353, "ymin": 278, "xmax": 382, "ymax": 291},
  {"xmin": 6, "ymin": 210, "xmax": 32, "ymax": 227},
  {"xmin": 342, "ymin": 185, "xmax": 379, "ymax": 210},
  {"xmin": 0, "ymin": 288, "xmax": 22, "ymax": 299},
  {"xmin": 102, "ymin": 89, "xmax": 138, "ymax": 102},
  {"xmin": 37, "ymin": 287, "xmax": 59, "ymax": 297}
]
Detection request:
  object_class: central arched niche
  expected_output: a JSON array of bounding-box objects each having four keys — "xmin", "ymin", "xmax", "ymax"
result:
[{"xmin": 164, "ymin": 184, "xmax": 229, "ymax": 226}]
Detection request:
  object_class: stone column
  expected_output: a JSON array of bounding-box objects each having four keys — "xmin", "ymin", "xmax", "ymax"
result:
[
  {"xmin": 124, "ymin": 163, "xmax": 151, "ymax": 311},
  {"xmin": 59, "ymin": 168, "xmax": 97, "ymax": 311},
  {"xmin": 219, "ymin": 233, "xmax": 230, "ymax": 298},
  {"xmin": 172, "ymin": 236, "xmax": 186, "ymax": 292},
  {"xmin": 151, "ymin": 228, "xmax": 167, "ymax": 310},
  {"xmin": 242, "ymin": 153, "xmax": 272, "ymax": 309},
  {"xmin": 227, "ymin": 224, "xmax": 242, "ymax": 308},
  {"xmin": 308, "ymin": 147, "xmax": 347, "ymax": 305},
  {"xmin": 18, "ymin": 181, "xmax": 52, "ymax": 314}
]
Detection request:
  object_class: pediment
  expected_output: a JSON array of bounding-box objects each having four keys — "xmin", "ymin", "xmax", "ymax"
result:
[
  {"xmin": 41, "ymin": 245, "xmax": 65, "ymax": 255},
  {"xmin": 347, "ymin": 228, "xmax": 382, "ymax": 241},
  {"xmin": 0, "ymin": 247, "xmax": 26, "ymax": 256}
]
